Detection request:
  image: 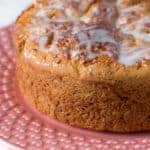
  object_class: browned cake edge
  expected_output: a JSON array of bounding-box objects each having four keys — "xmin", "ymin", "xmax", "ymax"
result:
[{"xmin": 16, "ymin": 56, "xmax": 150, "ymax": 132}]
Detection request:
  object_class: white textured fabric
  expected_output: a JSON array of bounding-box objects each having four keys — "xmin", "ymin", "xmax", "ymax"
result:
[
  {"xmin": 0, "ymin": 0, "xmax": 34, "ymax": 27},
  {"xmin": 0, "ymin": 139, "xmax": 22, "ymax": 150}
]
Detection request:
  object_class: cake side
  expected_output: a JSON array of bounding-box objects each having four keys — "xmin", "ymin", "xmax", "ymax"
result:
[{"xmin": 16, "ymin": 55, "xmax": 150, "ymax": 132}]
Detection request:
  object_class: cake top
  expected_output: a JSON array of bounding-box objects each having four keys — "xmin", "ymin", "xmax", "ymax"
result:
[
  {"xmin": 19, "ymin": 0, "xmax": 150, "ymax": 65},
  {"xmin": 117, "ymin": 0, "xmax": 150, "ymax": 65}
]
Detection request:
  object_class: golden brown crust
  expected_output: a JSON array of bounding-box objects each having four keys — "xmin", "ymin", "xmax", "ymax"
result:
[
  {"xmin": 118, "ymin": 0, "xmax": 149, "ymax": 7},
  {"xmin": 14, "ymin": 0, "xmax": 150, "ymax": 132},
  {"xmin": 16, "ymin": 56, "xmax": 150, "ymax": 132}
]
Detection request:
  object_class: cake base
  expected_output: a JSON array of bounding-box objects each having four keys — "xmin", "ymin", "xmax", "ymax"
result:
[{"xmin": 16, "ymin": 57, "xmax": 150, "ymax": 132}]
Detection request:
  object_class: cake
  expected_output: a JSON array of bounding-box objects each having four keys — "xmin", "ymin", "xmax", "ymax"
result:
[{"xmin": 14, "ymin": 0, "xmax": 150, "ymax": 132}]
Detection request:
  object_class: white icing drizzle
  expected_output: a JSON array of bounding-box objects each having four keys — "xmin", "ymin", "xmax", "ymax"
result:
[
  {"xmin": 117, "ymin": 0, "xmax": 150, "ymax": 65},
  {"xmin": 26, "ymin": 0, "xmax": 150, "ymax": 65},
  {"xmin": 127, "ymin": 17, "xmax": 150, "ymax": 42},
  {"xmin": 116, "ymin": 5, "xmax": 143, "ymax": 27},
  {"xmin": 119, "ymin": 47, "xmax": 150, "ymax": 65},
  {"xmin": 29, "ymin": 0, "xmax": 118, "ymax": 61}
]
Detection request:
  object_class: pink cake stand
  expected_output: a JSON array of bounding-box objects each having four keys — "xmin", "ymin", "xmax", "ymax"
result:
[{"xmin": 0, "ymin": 25, "xmax": 149, "ymax": 150}]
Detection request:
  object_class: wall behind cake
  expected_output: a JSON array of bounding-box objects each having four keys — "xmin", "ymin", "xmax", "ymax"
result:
[{"xmin": 0, "ymin": 0, "xmax": 34, "ymax": 28}]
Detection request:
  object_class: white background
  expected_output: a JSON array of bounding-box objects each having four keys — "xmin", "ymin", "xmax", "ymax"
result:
[
  {"xmin": 0, "ymin": 139, "xmax": 21, "ymax": 150},
  {"xmin": 0, "ymin": 0, "xmax": 34, "ymax": 27}
]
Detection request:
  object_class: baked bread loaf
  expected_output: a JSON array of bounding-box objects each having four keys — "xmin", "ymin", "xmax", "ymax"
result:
[{"xmin": 14, "ymin": 0, "xmax": 150, "ymax": 132}]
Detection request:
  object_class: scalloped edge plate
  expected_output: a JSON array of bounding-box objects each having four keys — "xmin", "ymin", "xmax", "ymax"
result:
[{"xmin": 0, "ymin": 25, "xmax": 149, "ymax": 150}]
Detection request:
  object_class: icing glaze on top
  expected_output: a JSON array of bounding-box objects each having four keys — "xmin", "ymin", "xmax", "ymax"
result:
[
  {"xmin": 25, "ymin": 0, "xmax": 150, "ymax": 65},
  {"xmin": 117, "ymin": 0, "xmax": 150, "ymax": 65},
  {"xmin": 28, "ymin": 0, "xmax": 118, "ymax": 61}
]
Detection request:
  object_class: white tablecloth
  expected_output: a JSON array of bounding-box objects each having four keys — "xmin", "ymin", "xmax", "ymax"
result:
[
  {"xmin": 0, "ymin": 139, "xmax": 21, "ymax": 150},
  {"xmin": 0, "ymin": 0, "xmax": 33, "ymax": 27}
]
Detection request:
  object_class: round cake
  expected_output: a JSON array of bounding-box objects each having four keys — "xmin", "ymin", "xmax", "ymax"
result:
[{"xmin": 14, "ymin": 0, "xmax": 150, "ymax": 132}]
